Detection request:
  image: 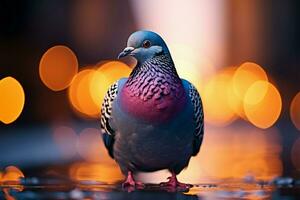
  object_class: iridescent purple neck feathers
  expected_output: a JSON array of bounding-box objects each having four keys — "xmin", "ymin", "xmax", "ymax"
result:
[{"xmin": 120, "ymin": 54, "xmax": 186, "ymax": 122}]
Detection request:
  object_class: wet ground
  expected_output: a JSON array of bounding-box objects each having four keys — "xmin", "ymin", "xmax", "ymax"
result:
[
  {"xmin": 1, "ymin": 177, "xmax": 299, "ymax": 199},
  {"xmin": 0, "ymin": 123, "xmax": 299, "ymax": 199}
]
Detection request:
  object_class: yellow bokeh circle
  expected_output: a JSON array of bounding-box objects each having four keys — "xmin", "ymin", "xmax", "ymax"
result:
[
  {"xmin": 68, "ymin": 69, "xmax": 100, "ymax": 118},
  {"xmin": 89, "ymin": 61, "xmax": 131, "ymax": 110},
  {"xmin": 0, "ymin": 77, "xmax": 25, "ymax": 124},
  {"xmin": 202, "ymin": 71, "xmax": 237, "ymax": 126},
  {"xmin": 244, "ymin": 81, "xmax": 282, "ymax": 129},
  {"xmin": 232, "ymin": 62, "xmax": 268, "ymax": 100}
]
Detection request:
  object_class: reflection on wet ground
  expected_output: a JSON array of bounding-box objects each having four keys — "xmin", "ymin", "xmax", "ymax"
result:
[
  {"xmin": 1, "ymin": 177, "xmax": 299, "ymax": 200},
  {"xmin": 0, "ymin": 124, "xmax": 299, "ymax": 199}
]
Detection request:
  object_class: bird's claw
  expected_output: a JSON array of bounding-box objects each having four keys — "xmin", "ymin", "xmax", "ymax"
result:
[
  {"xmin": 159, "ymin": 175, "xmax": 193, "ymax": 191},
  {"xmin": 122, "ymin": 171, "xmax": 145, "ymax": 192},
  {"xmin": 122, "ymin": 181, "xmax": 145, "ymax": 192},
  {"xmin": 122, "ymin": 181, "xmax": 145, "ymax": 188}
]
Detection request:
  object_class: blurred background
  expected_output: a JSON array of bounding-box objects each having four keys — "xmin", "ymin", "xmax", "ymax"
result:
[{"xmin": 0, "ymin": 0, "xmax": 300, "ymax": 187}]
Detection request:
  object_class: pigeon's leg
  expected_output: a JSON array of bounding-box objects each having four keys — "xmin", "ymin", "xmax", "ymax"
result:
[
  {"xmin": 122, "ymin": 171, "xmax": 145, "ymax": 189},
  {"xmin": 160, "ymin": 172, "xmax": 193, "ymax": 189}
]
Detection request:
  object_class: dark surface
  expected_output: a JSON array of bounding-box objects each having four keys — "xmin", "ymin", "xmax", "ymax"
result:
[{"xmin": 1, "ymin": 178, "xmax": 300, "ymax": 200}]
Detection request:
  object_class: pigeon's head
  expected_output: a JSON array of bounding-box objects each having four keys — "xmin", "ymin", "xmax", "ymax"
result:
[{"xmin": 118, "ymin": 30, "xmax": 170, "ymax": 63}]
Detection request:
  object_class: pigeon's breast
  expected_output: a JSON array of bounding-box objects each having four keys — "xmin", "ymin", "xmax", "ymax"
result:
[{"xmin": 119, "ymin": 82, "xmax": 186, "ymax": 123}]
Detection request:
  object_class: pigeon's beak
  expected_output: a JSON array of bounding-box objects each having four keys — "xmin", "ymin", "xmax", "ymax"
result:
[{"xmin": 118, "ymin": 47, "xmax": 135, "ymax": 59}]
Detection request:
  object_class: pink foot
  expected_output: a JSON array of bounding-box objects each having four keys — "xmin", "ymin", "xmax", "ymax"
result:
[
  {"xmin": 122, "ymin": 171, "xmax": 145, "ymax": 191},
  {"xmin": 160, "ymin": 172, "xmax": 193, "ymax": 190}
]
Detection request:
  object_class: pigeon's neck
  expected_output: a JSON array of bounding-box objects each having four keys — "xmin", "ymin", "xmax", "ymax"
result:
[
  {"xmin": 129, "ymin": 54, "xmax": 179, "ymax": 79},
  {"xmin": 125, "ymin": 54, "xmax": 183, "ymax": 100},
  {"xmin": 121, "ymin": 54, "xmax": 186, "ymax": 122}
]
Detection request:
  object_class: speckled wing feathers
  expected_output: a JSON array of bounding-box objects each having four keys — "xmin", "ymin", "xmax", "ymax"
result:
[
  {"xmin": 100, "ymin": 81, "xmax": 118, "ymax": 158},
  {"xmin": 189, "ymin": 83, "xmax": 204, "ymax": 156},
  {"xmin": 101, "ymin": 81, "xmax": 118, "ymax": 135}
]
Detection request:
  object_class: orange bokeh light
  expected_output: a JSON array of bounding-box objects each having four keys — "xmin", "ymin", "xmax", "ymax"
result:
[
  {"xmin": 224, "ymin": 66, "xmax": 248, "ymax": 120},
  {"xmin": 244, "ymin": 81, "xmax": 282, "ymax": 129},
  {"xmin": 90, "ymin": 61, "xmax": 131, "ymax": 108},
  {"xmin": 69, "ymin": 162, "xmax": 123, "ymax": 184},
  {"xmin": 0, "ymin": 77, "xmax": 25, "ymax": 124},
  {"xmin": 203, "ymin": 62, "xmax": 272, "ymax": 124},
  {"xmin": 202, "ymin": 69, "xmax": 237, "ymax": 126},
  {"xmin": 68, "ymin": 61, "xmax": 131, "ymax": 118},
  {"xmin": 77, "ymin": 128, "xmax": 103, "ymax": 162},
  {"xmin": 96, "ymin": 61, "xmax": 131, "ymax": 77},
  {"xmin": 68, "ymin": 69, "xmax": 100, "ymax": 118},
  {"xmin": 290, "ymin": 92, "xmax": 300, "ymax": 131},
  {"xmin": 1, "ymin": 166, "xmax": 24, "ymax": 183},
  {"xmin": 53, "ymin": 126, "xmax": 78, "ymax": 159},
  {"xmin": 232, "ymin": 62, "xmax": 268, "ymax": 101},
  {"xmin": 89, "ymin": 70, "xmax": 110, "ymax": 111},
  {"xmin": 291, "ymin": 137, "xmax": 300, "ymax": 171},
  {"xmin": 39, "ymin": 45, "xmax": 78, "ymax": 91}
]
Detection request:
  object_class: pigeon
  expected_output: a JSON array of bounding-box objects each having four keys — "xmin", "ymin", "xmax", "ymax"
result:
[{"xmin": 100, "ymin": 30, "xmax": 204, "ymax": 189}]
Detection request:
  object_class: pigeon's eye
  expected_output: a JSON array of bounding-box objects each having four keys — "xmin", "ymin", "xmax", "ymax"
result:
[{"xmin": 142, "ymin": 40, "xmax": 151, "ymax": 48}]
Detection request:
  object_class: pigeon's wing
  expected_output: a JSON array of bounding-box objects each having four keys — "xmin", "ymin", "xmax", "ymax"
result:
[
  {"xmin": 100, "ymin": 81, "xmax": 119, "ymax": 158},
  {"xmin": 188, "ymin": 83, "xmax": 204, "ymax": 156}
]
